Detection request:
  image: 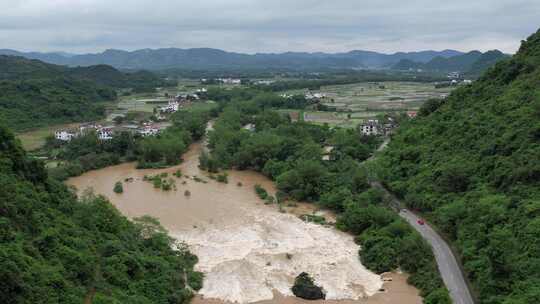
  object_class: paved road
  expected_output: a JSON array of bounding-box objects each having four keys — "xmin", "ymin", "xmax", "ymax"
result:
[
  {"xmin": 371, "ymin": 182, "xmax": 474, "ymax": 304},
  {"xmin": 368, "ymin": 140, "xmax": 475, "ymax": 304}
]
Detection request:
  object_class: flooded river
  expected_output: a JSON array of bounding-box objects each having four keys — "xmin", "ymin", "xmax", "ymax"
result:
[{"xmin": 67, "ymin": 142, "xmax": 421, "ymax": 304}]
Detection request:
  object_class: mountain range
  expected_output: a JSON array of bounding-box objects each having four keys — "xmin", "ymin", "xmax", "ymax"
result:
[{"xmin": 0, "ymin": 48, "xmax": 465, "ymax": 71}]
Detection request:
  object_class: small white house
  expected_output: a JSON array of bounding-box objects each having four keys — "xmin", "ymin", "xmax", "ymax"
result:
[
  {"xmin": 160, "ymin": 100, "xmax": 180, "ymax": 113},
  {"xmin": 139, "ymin": 127, "xmax": 159, "ymax": 137},
  {"xmin": 242, "ymin": 123, "xmax": 256, "ymax": 132},
  {"xmin": 305, "ymin": 92, "xmax": 326, "ymax": 100},
  {"xmin": 97, "ymin": 128, "xmax": 113, "ymax": 140},
  {"xmin": 322, "ymin": 146, "xmax": 334, "ymax": 161},
  {"xmin": 55, "ymin": 130, "xmax": 76, "ymax": 141},
  {"xmin": 448, "ymin": 72, "xmax": 460, "ymax": 79},
  {"xmin": 218, "ymin": 78, "xmax": 241, "ymax": 85},
  {"xmin": 360, "ymin": 120, "xmax": 379, "ymax": 136}
]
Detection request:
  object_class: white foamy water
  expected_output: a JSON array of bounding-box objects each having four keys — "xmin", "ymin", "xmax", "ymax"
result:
[{"xmin": 173, "ymin": 208, "xmax": 382, "ymax": 303}]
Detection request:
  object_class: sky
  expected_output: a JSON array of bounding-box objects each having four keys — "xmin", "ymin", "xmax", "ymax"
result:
[{"xmin": 1, "ymin": 0, "xmax": 539, "ymax": 54}]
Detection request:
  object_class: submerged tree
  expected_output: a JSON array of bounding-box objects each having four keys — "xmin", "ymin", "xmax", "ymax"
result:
[{"xmin": 291, "ymin": 272, "xmax": 325, "ymax": 300}]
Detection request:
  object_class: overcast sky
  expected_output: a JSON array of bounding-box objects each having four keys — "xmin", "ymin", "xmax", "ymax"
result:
[{"xmin": 1, "ymin": 0, "xmax": 539, "ymax": 54}]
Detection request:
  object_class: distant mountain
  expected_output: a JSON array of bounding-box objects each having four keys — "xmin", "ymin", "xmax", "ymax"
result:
[
  {"xmin": 392, "ymin": 50, "xmax": 509, "ymax": 76},
  {"xmin": 424, "ymin": 51, "xmax": 484, "ymax": 71},
  {"xmin": 0, "ymin": 48, "xmax": 464, "ymax": 71},
  {"xmin": 0, "ymin": 55, "xmax": 169, "ymax": 90},
  {"xmin": 466, "ymin": 50, "xmax": 510, "ymax": 76}
]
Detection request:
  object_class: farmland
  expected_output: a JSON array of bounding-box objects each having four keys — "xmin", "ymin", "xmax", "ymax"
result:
[{"xmin": 283, "ymin": 81, "xmax": 454, "ymax": 128}]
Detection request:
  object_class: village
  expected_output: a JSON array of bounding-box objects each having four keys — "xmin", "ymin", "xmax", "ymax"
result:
[{"xmin": 53, "ymin": 88, "xmax": 209, "ymax": 143}]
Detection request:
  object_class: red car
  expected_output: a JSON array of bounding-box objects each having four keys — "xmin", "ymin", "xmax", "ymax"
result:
[{"xmin": 417, "ymin": 219, "xmax": 425, "ymax": 225}]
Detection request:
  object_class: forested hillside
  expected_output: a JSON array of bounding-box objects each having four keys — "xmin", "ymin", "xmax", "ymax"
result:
[
  {"xmin": 0, "ymin": 56, "xmax": 168, "ymax": 130},
  {"xmin": 0, "ymin": 55, "xmax": 169, "ymax": 89},
  {"xmin": 392, "ymin": 50, "xmax": 509, "ymax": 76},
  {"xmin": 67, "ymin": 65, "xmax": 173, "ymax": 92},
  {"xmin": 0, "ymin": 125, "xmax": 202, "ymax": 303},
  {"xmin": 378, "ymin": 29, "xmax": 540, "ymax": 303},
  {"xmin": 0, "ymin": 78, "xmax": 113, "ymax": 130}
]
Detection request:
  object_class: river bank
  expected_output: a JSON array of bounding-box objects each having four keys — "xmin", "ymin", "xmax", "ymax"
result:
[{"xmin": 67, "ymin": 142, "xmax": 421, "ymax": 304}]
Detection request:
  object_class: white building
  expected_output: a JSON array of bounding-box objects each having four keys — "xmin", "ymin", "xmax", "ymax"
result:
[
  {"xmin": 55, "ymin": 130, "xmax": 76, "ymax": 141},
  {"xmin": 160, "ymin": 100, "xmax": 180, "ymax": 113},
  {"xmin": 448, "ymin": 72, "xmax": 460, "ymax": 79},
  {"xmin": 97, "ymin": 128, "xmax": 113, "ymax": 141},
  {"xmin": 322, "ymin": 146, "xmax": 334, "ymax": 161},
  {"xmin": 360, "ymin": 120, "xmax": 379, "ymax": 136},
  {"xmin": 242, "ymin": 123, "xmax": 256, "ymax": 132},
  {"xmin": 305, "ymin": 92, "xmax": 326, "ymax": 100},
  {"xmin": 218, "ymin": 78, "xmax": 242, "ymax": 85},
  {"xmin": 256, "ymin": 80, "xmax": 275, "ymax": 85},
  {"xmin": 280, "ymin": 93, "xmax": 293, "ymax": 98},
  {"xmin": 139, "ymin": 126, "xmax": 160, "ymax": 137}
]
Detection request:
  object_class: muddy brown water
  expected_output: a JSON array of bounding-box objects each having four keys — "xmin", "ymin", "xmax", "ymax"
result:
[{"xmin": 67, "ymin": 142, "xmax": 421, "ymax": 304}]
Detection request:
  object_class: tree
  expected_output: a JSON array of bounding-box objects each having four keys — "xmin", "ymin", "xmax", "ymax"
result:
[
  {"xmin": 291, "ymin": 272, "xmax": 325, "ymax": 300},
  {"xmin": 113, "ymin": 181, "xmax": 123, "ymax": 193}
]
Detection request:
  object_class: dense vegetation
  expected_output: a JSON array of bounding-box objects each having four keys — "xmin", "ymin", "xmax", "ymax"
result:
[
  {"xmin": 0, "ymin": 125, "xmax": 202, "ymax": 303},
  {"xmin": 68, "ymin": 65, "xmax": 174, "ymax": 92},
  {"xmin": 0, "ymin": 76, "xmax": 113, "ymax": 131},
  {"xmin": 378, "ymin": 29, "xmax": 540, "ymax": 303},
  {"xmin": 392, "ymin": 50, "xmax": 509, "ymax": 76},
  {"xmin": 0, "ymin": 55, "xmax": 169, "ymax": 130},
  {"xmin": 202, "ymin": 92, "xmax": 450, "ymax": 302},
  {"xmin": 47, "ymin": 109, "xmax": 211, "ymax": 180}
]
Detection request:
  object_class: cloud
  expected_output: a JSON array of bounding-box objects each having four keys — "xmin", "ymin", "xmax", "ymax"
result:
[{"xmin": 0, "ymin": 0, "xmax": 538, "ymax": 53}]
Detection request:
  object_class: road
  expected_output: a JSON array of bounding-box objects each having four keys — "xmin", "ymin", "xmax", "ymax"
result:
[{"xmin": 368, "ymin": 140, "xmax": 475, "ymax": 304}]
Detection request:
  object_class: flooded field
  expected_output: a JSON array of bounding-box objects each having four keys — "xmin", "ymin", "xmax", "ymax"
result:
[{"xmin": 67, "ymin": 143, "xmax": 421, "ymax": 304}]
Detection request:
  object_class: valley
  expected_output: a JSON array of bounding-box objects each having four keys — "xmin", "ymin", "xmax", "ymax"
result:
[
  {"xmin": 2, "ymin": 4, "xmax": 539, "ymax": 303},
  {"xmin": 67, "ymin": 141, "xmax": 422, "ymax": 304}
]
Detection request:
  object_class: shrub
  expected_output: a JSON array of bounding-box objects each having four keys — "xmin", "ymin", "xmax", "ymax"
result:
[
  {"xmin": 217, "ymin": 172, "xmax": 228, "ymax": 183},
  {"xmin": 254, "ymin": 184, "xmax": 268, "ymax": 199},
  {"xmin": 113, "ymin": 181, "xmax": 123, "ymax": 194},
  {"xmin": 291, "ymin": 272, "xmax": 325, "ymax": 300}
]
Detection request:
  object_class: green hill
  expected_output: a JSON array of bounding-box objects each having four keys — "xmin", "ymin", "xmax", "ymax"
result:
[
  {"xmin": 0, "ymin": 56, "xmax": 170, "ymax": 130},
  {"xmin": 0, "ymin": 78, "xmax": 114, "ymax": 131},
  {"xmin": 424, "ymin": 51, "xmax": 483, "ymax": 71},
  {"xmin": 379, "ymin": 29, "xmax": 540, "ymax": 303},
  {"xmin": 67, "ymin": 65, "xmax": 173, "ymax": 92},
  {"xmin": 0, "ymin": 55, "xmax": 170, "ymax": 90},
  {"xmin": 392, "ymin": 50, "xmax": 509, "ymax": 76},
  {"xmin": 0, "ymin": 125, "xmax": 202, "ymax": 303},
  {"xmin": 467, "ymin": 50, "xmax": 510, "ymax": 77}
]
